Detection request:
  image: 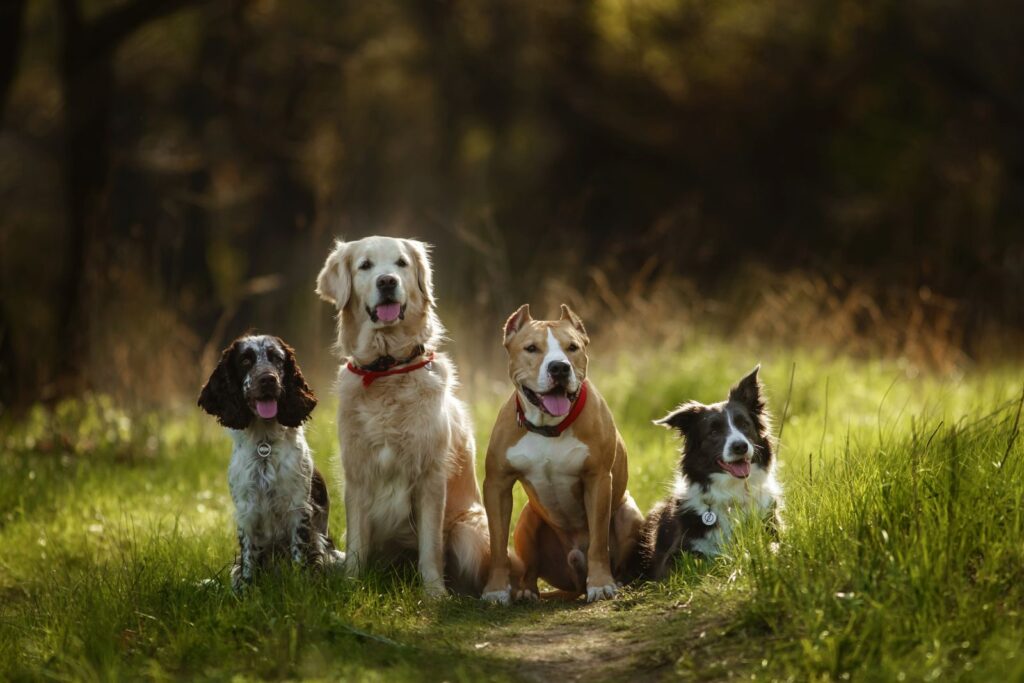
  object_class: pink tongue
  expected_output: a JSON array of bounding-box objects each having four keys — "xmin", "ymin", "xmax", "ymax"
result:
[
  {"xmin": 541, "ymin": 393, "xmax": 572, "ymax": 417},
  {"xmin": 376, "ymin": 303, "xmax": 402, "ymax": 322},
  {"xmin": 721, "ymin": 460, "xmax": 751, "ymax": 478},
  {"xmin": 256, "ymin": 400, "xmax": 278, "ymax": 419}
]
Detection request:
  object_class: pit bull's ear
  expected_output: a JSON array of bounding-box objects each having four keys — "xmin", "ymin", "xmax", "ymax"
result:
[
  {"xmin": 503, "ymin": 304, "xmax": 532, "ymax": 345},
  {"xmin": 729, "ymin": 364, "xmax": 765, "ymax": 415},
  {"xmin": 316, "ymin": 239, "xmax": 351, "ymax": 310},
  {"xmin": 402, "ymin": 238, "xmax": 435, "ymax": 307},
  {"xmin": 655, "ymin": 401, "xmax": 705, "ymax": 435},
  {"xmin": 559, "ymin": 304, "xmax": 589, "ymax": 343}
]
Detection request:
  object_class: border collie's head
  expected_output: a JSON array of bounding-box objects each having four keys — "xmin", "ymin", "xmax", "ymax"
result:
[{"xmin": 655, "ymin": 366, "xmax": 773, "ymax": 487}]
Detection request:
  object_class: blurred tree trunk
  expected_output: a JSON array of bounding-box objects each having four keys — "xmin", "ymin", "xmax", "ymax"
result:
[
  {"xmin": 51, "ymin": 0, "xmax": 203, "ymax": 399},
  {"xmin": 0, "ymin": 0, "xmax": 28, "ymax": 122}
]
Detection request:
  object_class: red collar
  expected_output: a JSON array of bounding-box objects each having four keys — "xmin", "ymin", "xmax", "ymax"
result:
[
  {"xmin": 347, "ymin": 352, "xmax": 435, "ymax": 387},
  {"xmin": 515, "ymin": 382, "xmax": 588, "ymax": 437}
]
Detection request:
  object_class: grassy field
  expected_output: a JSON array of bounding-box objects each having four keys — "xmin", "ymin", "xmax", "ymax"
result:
[{"xmin": 1, "ymin": 338, "xmax": 1022, "ymax": 681}]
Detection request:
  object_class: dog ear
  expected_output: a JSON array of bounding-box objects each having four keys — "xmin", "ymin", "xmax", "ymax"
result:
[
  {"xmin": 503, "ymin": 304, "xmax": 532, "ymax": 345},
  {"xmin": 276, "ymin": 339, "xmax": 317, "ymax": 428},
  {"xmin": 559, "ymin": 304, "xmax": 589, "ymax": 344},
  {"xmin": 316, "ymin": 239, "xmax": 352, "ymax": 309},
  {"xmin": 198, "ymin": 340, "xmax": 252, "ymax": 430},
  {"xmin": 654, "ymin": 401, "xmax": 705, "ymax": 435},
  {"xmin": 729, "ymin": 365, "xmax": 766, "ymax": 416},
  {"xmin": 402, "ymin": 238, "xmax": 436, "ymax": 307}
]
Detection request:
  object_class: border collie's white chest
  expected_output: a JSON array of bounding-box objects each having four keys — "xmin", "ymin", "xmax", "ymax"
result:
[
  {"xmin": 506, "ymin": 430, "xmax": 590, "ymax": 531},
  {"xmin": 681, "ymin": 469, "xmax": 781, "ymax": 556}
]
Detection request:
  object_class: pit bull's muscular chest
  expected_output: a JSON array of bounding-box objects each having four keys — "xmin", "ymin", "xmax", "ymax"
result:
[{"xmin": 506, "ymin": 430, "xmax": 590, "ymax": 531}]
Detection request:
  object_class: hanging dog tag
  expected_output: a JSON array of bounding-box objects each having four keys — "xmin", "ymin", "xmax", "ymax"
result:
[
  {"xmin": 701, "ymin": 510, "xmax": 717, "ymax": 526},
  {"xmin": 256, "ymin": 441, "xmax": 272, "ymax": 458}
]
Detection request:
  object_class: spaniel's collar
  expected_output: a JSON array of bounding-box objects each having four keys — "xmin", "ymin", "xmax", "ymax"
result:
[
  {"xmin": 347, "ymin": 346, "xmax": 434, "ymax": 386},
  {"xmin": 515, "ymin": 381, "xmax": 588, "ymax": 437}
]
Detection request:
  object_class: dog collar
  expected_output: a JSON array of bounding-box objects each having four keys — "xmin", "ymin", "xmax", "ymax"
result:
[
  {"xmin": 515, "ymin": 382, "xmax": 588, "ymax": 437},
  {"xmin": 347, "ymin": 348, "xmax": 434, "ymax": 387}
]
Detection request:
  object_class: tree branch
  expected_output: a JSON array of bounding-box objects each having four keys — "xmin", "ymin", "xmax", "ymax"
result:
[{"xmin": 90, "ymin": 0, "xmax": 207, "ymax": 56}]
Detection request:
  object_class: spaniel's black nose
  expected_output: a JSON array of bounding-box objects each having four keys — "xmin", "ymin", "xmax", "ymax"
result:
[
  {"xmin": 377, "ymin": 274, "xmax": 398, "ymax": 292},
  {"xmin": 548, "ymin": 360, "xmax": 571, "ymax": 381},
  {"xmin": 258, "ymin": 374, "xmax": 279, "ymax": 391},
  {"xmin": 729, "ymin": 440, "xmax": 750, "ymax": 456}
]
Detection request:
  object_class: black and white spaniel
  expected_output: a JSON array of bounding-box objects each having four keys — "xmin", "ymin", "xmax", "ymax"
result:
[{"xmin": 198, "ymin": 334, "xmax": 342, "ymax": 591}]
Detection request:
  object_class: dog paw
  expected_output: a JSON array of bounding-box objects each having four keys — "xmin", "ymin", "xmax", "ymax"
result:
[
  {"xmin": 481, "ymin": 587, "xmax": 512, "ymax": 605},
  {"xmin": 515, "ymin": 588, "xmax": 540, "ymax": 602},
  {"xmin": 586, "ymin": 582, "xmax": 618, "ymax": 603},
  {"xmin": 423, "ymin": 579, "xmax": 447, "ymax": 599}
]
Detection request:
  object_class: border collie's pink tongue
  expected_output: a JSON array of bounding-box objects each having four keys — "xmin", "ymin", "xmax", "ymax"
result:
[
  {"xmin": 376, "ymin": 303, "xmax": 402, "ymax": 322},
  {"xmin": 256, "ymin": 399, "xmax": 278, "ymax": 419},
  {"xmin": 541, "ymin": 393, "xmax": 572, "ymax": 417},
  {"xmin": 720, "ymin": 459, "xmax": 751, "ymax": 478}
]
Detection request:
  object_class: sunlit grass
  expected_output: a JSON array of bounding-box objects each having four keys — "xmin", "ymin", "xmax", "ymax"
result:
[{"xmin": 1, "ymin": 337, "xmax": 1022, "ymax": 680}]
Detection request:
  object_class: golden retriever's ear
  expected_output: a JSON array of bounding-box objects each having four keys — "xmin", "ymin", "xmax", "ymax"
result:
[
  {"xmin": 503, "ymin": 304, "xmax": 532, "ymax": 345},
  {"xmin": 403, "ymin": 239, "xmax": 435, "ymax": 307},
  {"xmin": 316, "ymin": 239, "xmax": 351, "ymax": 309},
  {"xmin": 559, "ymin": 304, "xmax": 589, "ymax": 343}
]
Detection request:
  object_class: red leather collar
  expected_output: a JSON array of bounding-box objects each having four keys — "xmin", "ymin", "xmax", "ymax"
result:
[
  {"xmin": 347, "ymin": 352, "xmax": 435, "ymax": 387},
  {"xmin": 515, "ymin": 381, "xmax": 588, "ymax": 437}
]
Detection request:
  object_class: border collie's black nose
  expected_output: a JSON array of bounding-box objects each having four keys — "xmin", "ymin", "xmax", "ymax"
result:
[
  {"xmin": 548, "ymin": 360, "xmax": 571, "ymax": 382},
  {"xmin": 377, "ymin": 274, "xmax": 398, "ymax": 292},
  {"xmin": 730, "ymin": 441, "xmax": 750, "ymax": 456}
]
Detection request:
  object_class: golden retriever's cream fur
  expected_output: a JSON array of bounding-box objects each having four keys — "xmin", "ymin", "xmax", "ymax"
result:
[{"xmin": 316, "ymin": 236, "xmax": 489, "ymax": 596}]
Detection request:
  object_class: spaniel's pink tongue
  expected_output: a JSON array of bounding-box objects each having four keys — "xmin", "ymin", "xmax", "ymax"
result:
[
  {"xmin": 256, "ymin": 400, "xmax": 278, "ymax": 420},
  {"xmin": 376, "ymin": 303, "xmax": 402, "ymax": 322},
  {"xmin": 720, "ymin": 459, "xmax": 751, "ymax": 478},
  {"xmin": 541, "ymin": 393, "xmax": 571, "ymax": 417}
]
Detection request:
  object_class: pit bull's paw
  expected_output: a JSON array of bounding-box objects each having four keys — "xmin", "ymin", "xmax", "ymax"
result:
[
  {"xmin": 586, "ymin": 582, "xmax": 618, "ymax": 603},
  {"xmin": 515, "ymin": 588, "xmax": 540, "ymax": 602},
  {"xmin": 481, "ymin": 587, "xmax": 512, "ymax": 605}
]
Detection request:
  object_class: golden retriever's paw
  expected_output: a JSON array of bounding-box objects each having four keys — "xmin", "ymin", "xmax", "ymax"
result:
[
  {"xmin": 586, "ymin": 582, "xmax": 618, "ymax": 603},
  {"xmin": 515, "ymin": 588, "xmax": 540, "ymax": 602},
  {"xmin": 423, "ymin": 579, "xmax": 447, "ymax": 599},
  {"xmin": 481, "ymin": 587, "xmax": 512, "ymax": 605}
]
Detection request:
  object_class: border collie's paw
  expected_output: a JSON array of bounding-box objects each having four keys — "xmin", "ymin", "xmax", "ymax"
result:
[
  {"xmin": 515, "ymin": 588, "xmax": 540, "ymax": 602},
  {"xmin": 586, "ymin": 582, "xmax": 618, "ymax": 603},
  {"xmin": 481, "ymin": 587, "xmax": 512, "ymax": 605}
]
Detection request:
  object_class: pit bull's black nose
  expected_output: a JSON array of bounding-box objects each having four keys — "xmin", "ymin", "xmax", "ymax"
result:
[
  {"xmin": 548, "ymin": 360, "xmax": 571, "ymax": 382},
  {"xmin": 377, "ymin": 274, "xmax": 398, "ymax": 292},
  {"xmin": 730, "ymin": 440, "xmax": 750, "ymax": 456}
]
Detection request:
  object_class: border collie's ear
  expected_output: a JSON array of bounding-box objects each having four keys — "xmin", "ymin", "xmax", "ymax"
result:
[
  {"xmin": 503, "ymin": 304, "xmax": 532, "ymax": 345},
  {"xmin": 729, "ymin": 365, "xmax": 766, "ymax": 415},
  {"xmin": 198, "ymin": 341, "xmax": 252, "ymax": 430},
  {"xmin": 276, "ymin": 339, "xmax": 317, "ymax": 428},
  {"xmin": 655, "ymin": 401, "xmax": 705, "ymax": 435},
  {"xmin": 316, "ymin": 239, "xmax": 351, "ymax": 309},
  {"xmin": 559, "ymin": 304, "xmax": 589, "ymax": 344},
  {"xmin": 402, "ymin": 239, "xmax": 435, "ymax": 307}
]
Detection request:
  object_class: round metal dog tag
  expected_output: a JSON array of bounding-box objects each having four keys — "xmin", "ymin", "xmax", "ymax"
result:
[
  {"xmin": 256, "ymin": 442, "xmax": 272, "ymax": 458},
  {"xmin": 701, "ymin": 510, "xmax": 717, "ymax": 526}
]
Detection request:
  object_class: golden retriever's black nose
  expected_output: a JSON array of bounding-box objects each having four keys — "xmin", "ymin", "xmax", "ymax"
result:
[
  {"xmin": 377, "ymin": 274, "xmax": 398, "ymax": 292},
  {"xmin": 548, "ymin": 360, "xmax": 571, "ymax": 381}
]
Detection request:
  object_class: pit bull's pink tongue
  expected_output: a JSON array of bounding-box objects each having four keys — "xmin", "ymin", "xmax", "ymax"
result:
[
  {"xmin": 376, "ymin": 303, "xmax": 401, "ymax": 322},
  {"xmin": 256, "ymin": 400, "xmax": 278, "ymax": 419},
  {"xmin": 541, "ymin": 393, "xmax": 572, "ymax": 417},
  {"xmin": 720, "ymin": 459, "xmax": 751, "ymax": 478}
]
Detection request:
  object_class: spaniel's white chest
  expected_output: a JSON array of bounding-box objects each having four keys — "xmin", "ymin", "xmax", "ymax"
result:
[
  {"xmin": 228, "ymin": 431, "xmax": 310, "ymax": 545},
  {"xmin": 506, "ymin": 430, "xmax": 590, "ymax": 531}
]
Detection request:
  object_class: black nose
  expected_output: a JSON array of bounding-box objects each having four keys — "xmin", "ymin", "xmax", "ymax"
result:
[
  {"xmin": 258, "ymin": 374, "xmax": 278, "ymax": 391},
  {"xmin": 377, "ymin": 274, "xmax": 398, "ymax": 292},
  {"xmin": 548, "ymin": 360, "xmax": 571, "ymax": 381},
  {"xmin": 730, "ymin": 441, "xmax": 750, "ymax": 456}
]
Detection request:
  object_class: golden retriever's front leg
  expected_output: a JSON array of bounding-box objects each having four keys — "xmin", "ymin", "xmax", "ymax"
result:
[
  {"xmin": 343, "ymin": 485, "xmax": 370, "ymax": 577},
  {"xmin": 416, "ymin": 472, "xmax": 447, "ymax": 598},
  {"xmin": 583, "ymin": 470, "xmax": 617, "ymax": 602},
  {"xmin": 481, "ymin": 469, "xmax": 516, "ymax": 605}
]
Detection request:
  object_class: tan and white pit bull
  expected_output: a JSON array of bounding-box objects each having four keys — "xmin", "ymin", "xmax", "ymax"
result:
[{"xmin": 481, "ymin": 304, "xmax": 644, "ymax": 604}]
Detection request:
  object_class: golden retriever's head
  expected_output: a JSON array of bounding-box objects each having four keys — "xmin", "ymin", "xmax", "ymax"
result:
[
  {"xmin": 316, "ymin": 236, "xmax": 439, "ymax": 357},
  {"xmin": 502, "ymin": 304, "xmax": 590, "ymax": 418}
]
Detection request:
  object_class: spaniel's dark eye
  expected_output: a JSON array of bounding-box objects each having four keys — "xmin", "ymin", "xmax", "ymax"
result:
[
  {"xmin": 396, "ymin": 257, "xmax": 408, "ymax": 268},
  {"xmin": 240, "ymin": 353, "xmax": 254, "ymax": 367},
  {"xmin": 524, "ymin": 344, "xmax": 539, "ymax": 353},
  {"xmin": 567, "ymin": 343, "xmax": 579, "ymax": 352},
  {"xmin": 358, "ymin": 260, "xmax": 373, "ymax": 271}
]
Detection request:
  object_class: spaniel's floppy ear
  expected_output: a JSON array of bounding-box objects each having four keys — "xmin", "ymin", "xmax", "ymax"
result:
[
  {"xmin": 503, "ymin": 304, "xmax": 532, "ymax": 345},
  {"xmin": 655, "ymin": 401, "xmax": 705, "ymax": 436},
  {"xmin": 316, "ymin": 239, "xmax": 352, "ymax": 309},
  {"xmin": 198, "ymin": 341, "xmax": 252, "ymax": 430},
  {"xmin": 276, "ymin": 340, "xmax": 317, "ymax": 427},
  {"xmin": 559, "ymin": 304, "xmax": 589, "ymax": 344},
  {"xmin": 729, "ymin": 365, "xmax": 766, "ymax": 416},
  {"xmin": 403, "ymin": 238, "xmax": 435, "ymax": 307}
]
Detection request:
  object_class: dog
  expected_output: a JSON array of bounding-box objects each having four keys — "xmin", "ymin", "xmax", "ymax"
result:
[
  {"xmin": 634, "ymin": 366, "xmax": 783, "ymax": 581},
  {"xmin": 481, "ymin": 304, "xmax": 644, "ymax": 604},
  {"xmin": 198, "ymin": 334, "xmax": 342, "ymax": 592},
  {"xmin": 315, "ymin": 236, "xmax": 490, "ymax": 597}
]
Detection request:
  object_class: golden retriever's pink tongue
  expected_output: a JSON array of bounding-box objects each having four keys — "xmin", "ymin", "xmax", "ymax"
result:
[
  {"xmin": 541, "ymin": 393, "xmax": 571, "ymax": 417},
  {"xmin": 256, "ymin": 400, "xmax": 278, "ymax": 419},
  {"xmin": 376, "ymin": 303, "xmax": 401, "ymax": 322},
  {"xmin": 720, "ymin": 460, "xmax": 751, "ymax": 478}
]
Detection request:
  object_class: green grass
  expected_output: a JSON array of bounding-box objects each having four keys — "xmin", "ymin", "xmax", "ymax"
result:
[{"xmin": 1, "ymin": 341, "xmax": 1022, "ymax": 681}]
